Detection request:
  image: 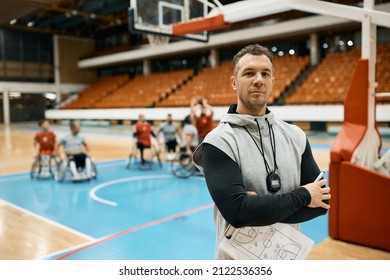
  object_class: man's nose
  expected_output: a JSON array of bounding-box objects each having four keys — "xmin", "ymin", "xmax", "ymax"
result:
[{"xmin": 253, "ymin": 73, "xmax": 264, "ymax": 85}]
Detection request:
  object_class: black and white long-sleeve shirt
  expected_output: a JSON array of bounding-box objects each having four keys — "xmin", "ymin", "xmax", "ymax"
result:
[{"xmin": 193, "ymin": 105, "xmax": 328, "ymax": 259}]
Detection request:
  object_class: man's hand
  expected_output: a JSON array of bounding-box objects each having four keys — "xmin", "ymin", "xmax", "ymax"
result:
[{"xmin": 303, "ymin": 179, "xmax": 331, "ymax": 209}]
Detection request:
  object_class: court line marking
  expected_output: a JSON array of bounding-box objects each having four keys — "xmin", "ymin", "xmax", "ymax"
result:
[
  {"xmin": 0, "ymin": 158, "xmax": 125, "ymax": 180},
  {"xmin": 20, "ymin": 127, "xmax": 133, "ymax": 138},
  {"xmin": 55, "ymin": 202, "xmax": 214, "ymax": 260},
  {"xmin": 160, "ymin": 187, "xmax": 199, "ymax": 199},
  {"xmin": 92, "ymin": 159, "xmax": 128, "ymax": 169},
  {"xmin": 37, "ymin": 238, "xmax": 101, "ymax": 260},
  {"xmin": 0, "ymin": 199, "xmax": 96, "ymax": 242},
  {"xmin": 89, "ymin": 175, "xmax": 204, "ymax": 207},
  {"xmin": 0, "ymin": 174, "xmax": 30, "ymax": 183}
]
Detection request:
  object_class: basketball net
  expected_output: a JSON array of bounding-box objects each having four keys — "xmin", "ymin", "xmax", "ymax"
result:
[{"xmin": 146, "ymin": 34, "xmax": 170, "ymax": 47}]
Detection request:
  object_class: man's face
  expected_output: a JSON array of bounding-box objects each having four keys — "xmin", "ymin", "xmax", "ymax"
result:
[
  {"xmin": 41, "ymin": 120, "xmax": 50, "ymax": 131},
  {"xmin": 231, "ymin": 54, "xmax": 274, "ymax": 115},
  {"xmin": 72, "ymin": 124, "xmax": 80, "ymax": 135}
]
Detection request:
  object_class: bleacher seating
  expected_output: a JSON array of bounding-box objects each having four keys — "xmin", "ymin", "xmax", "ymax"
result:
[
  {"xmin": 61, "ymin": 70, "xmax": 193, "ymax": 109},
  {"xmin": 156, "ymin": 55, "xmax": 309, "ymax": 107},
  {"xmin": 285, "ymin": 48, "xmax": 360, "ymax": 104},
  {"xmin": 93, "ymin": 69, "xmax": 193, "ymax": 108},
  {"xmin": 272, "ymin": 55, "xmax": 310, "ymax": 102},
  {"xmin": 376, "ymin": 43, "xmax": 390, "ymax": 103},
  {"xmin": 156, "ymin": 62, "xmax": 234, "ymax": 107},
  {"xmin": 285, "ymin": 44, "xmax": 390, "ymax": 104},
  {"xmin": 60, "ymin": 44, "xmax": 388, "ymax": 110},
  {"xmin": 61, "ymin": 74, "xmax": 129, "ymax": 109}
]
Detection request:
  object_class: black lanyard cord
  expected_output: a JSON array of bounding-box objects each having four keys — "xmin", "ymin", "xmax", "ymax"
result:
[
  {"xmin": 266, "ymin": 118, "xmax": 278, "ymax": 170},
  {"xmin": 244, "ymin": 118, "xmax": 278, "ymax": 175}
]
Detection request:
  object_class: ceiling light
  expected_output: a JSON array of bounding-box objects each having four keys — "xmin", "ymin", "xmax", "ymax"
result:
[
  {"xmin": 10, "ymin": 92, "xmax": 21, "ymax": 98},
  {"xmin": 10, "ymin": 19, "xmax": 17, "ymax": 25},
  {"xmin": 44, "ymin": 93, "xmax": 57, "ymax": 100},
  {"xmin": 27, "ymin": 21, "xmax": 34, "ymax": 27}
]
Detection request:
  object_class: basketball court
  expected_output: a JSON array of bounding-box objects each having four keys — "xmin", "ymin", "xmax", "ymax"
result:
[
  {"xmin": 0, "ymin": 0, "xmax": 389, "ymax": 267},
  {"xmin": 0, "ymin": 122, "xmax": 389, "ymax": 260}
]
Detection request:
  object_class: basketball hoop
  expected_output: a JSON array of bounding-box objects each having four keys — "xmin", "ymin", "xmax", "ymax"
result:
[
  {"xmin": 130, "ymin": 0, "xmax": 209, "ymax": 42},
  {"xmin": 146, "ymin": 34, "xmax": 170, "ymax": 47}
]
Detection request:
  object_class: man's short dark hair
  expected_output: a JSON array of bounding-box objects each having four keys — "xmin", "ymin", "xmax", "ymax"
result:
[
  {"xmin": 183, "ymin": 115, "xmax": 191, "ymax": 126},
  {"xmin": 69, "ymin": 120, "xmax": 79, "ymax": 129},
  {"xmin": 38, "ymin": 119, "xmax": 47, "ymax": 127},
  {"xmin": 233, "ymin": 44, "xmax": 273, "ymax": 77}
]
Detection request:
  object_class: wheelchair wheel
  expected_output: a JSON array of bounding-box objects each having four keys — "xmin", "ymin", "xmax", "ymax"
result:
[
  {"xmin": 31, "ymin": 156, "xmax": 55, "ymax": 179},
  {"xmin": 126, "ymin": 151, "xmax": 161, "ymax": 170},
  {"xmin": 171, "ymin": 152, "xmax": 197, "ymax": 178},
  {"xmin": 30, "ymin": 158, "xmax": 40, "ymax": 179},
  {"xmin": 91, "ymin": 161, "xmax": 97, "ymax": 179},
  {"xmin": 154, "ymin": 149, "xmax": 162, "ymax": 168},
  {"xmin": 126, "ymin": 154, "xmax": 134, "ymax": 169},
  {"xmin": 55, "ymin": 160, "xmax": 67, "ymax": 182}
]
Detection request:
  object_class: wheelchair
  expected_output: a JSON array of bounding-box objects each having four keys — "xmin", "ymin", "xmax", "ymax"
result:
[
  {"xmin": 171, "ymin": 151, "xmax": 199, "ymax": 179},
  {"xmin": 30, "ymin": 154, "xmax": 57, "ymax": 179},
  {"xmin": 55, "ymin": 153, "xmax": 97, "ymax": 182},
  {"xmin": 126, "ymin": 140, "xmax": 162, "ymax": 170}
]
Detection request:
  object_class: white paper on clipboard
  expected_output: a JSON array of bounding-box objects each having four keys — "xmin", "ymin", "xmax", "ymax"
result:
[{"xmin": 218, "ymin": 223, "xmax": 315, "ymax": 260}]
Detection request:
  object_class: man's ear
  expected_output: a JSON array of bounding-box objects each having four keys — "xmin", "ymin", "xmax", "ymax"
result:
[{"xmin": 231, "ymin": 76, "xmax": 237, "ymax": 90}]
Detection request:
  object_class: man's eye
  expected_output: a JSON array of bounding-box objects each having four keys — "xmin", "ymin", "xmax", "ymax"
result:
[{"xmin": 262, "ymin": 72, "xmax": 270, "ymax": 77}]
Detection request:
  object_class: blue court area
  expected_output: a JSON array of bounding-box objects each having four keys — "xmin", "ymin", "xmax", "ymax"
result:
[{"xmin": 0, "ymin": 157, "xmax": 329, "ymax": 260}]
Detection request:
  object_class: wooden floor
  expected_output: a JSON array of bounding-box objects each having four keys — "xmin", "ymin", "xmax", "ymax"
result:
[
  {"xmin": 0, "ymin": 201, "xmax": 92, "ymax": 260},
  {"xmin": 0, "ymin": 123, "xmax": 389, "ymax": 260}
]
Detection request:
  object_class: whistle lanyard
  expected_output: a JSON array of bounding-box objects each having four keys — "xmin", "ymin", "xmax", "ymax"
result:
[
  {"xmin": 245, "ymin": 118, "xmax": 278, "ymax": 173},
  {"xmin": 244, "ymin": 118, "xmax": 281, "ymax": 192}
]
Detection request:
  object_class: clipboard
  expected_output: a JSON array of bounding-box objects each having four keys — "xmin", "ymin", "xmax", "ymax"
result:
[{"xmin": 218, "ymin": 223, "xmax": 315, "ymax": 260}]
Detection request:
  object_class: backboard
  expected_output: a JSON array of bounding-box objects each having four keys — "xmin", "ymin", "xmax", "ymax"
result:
[{"xmin": 128, "ymin": 0, "xmax": 208, "ymax": 42}]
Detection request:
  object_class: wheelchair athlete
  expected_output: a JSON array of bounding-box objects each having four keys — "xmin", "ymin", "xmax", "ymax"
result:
[
  {"xmin": 31, "ymin": 119, "xmax": 57, "ymax": 179},
  {"xmin": 156, "ymin": 113, "xmax": 182, "ymax": 161},
  {"xmin": 56, "ymin": 120, "xmax": 96, "ymax": 182},
  {"xmin": 127, "ymin": 114, "xmax": 161, "ymax": 169},
  {"xmin": 171, "ymin": 115, "xmax": 199, "ymax": 178}
]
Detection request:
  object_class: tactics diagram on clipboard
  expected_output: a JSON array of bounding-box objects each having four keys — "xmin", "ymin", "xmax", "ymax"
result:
[{"xmin": 218, "ymin": 223, "xmax": 314, "ymax": 260}]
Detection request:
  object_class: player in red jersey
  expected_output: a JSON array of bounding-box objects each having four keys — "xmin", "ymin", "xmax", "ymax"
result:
[{"xmin": 34, "ymin": 119, "xmax": 56, "ymax": 157}]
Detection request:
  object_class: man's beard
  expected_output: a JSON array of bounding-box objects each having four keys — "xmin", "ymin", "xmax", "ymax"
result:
[{"xmin": 238, "ymin": 92, "xmax": 266, "ymax": 113}]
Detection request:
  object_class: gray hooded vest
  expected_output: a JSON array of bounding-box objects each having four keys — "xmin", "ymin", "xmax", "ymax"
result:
[{"xmin": 193, "ymin": 109, "xmax": 307, "ymax": 259}]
